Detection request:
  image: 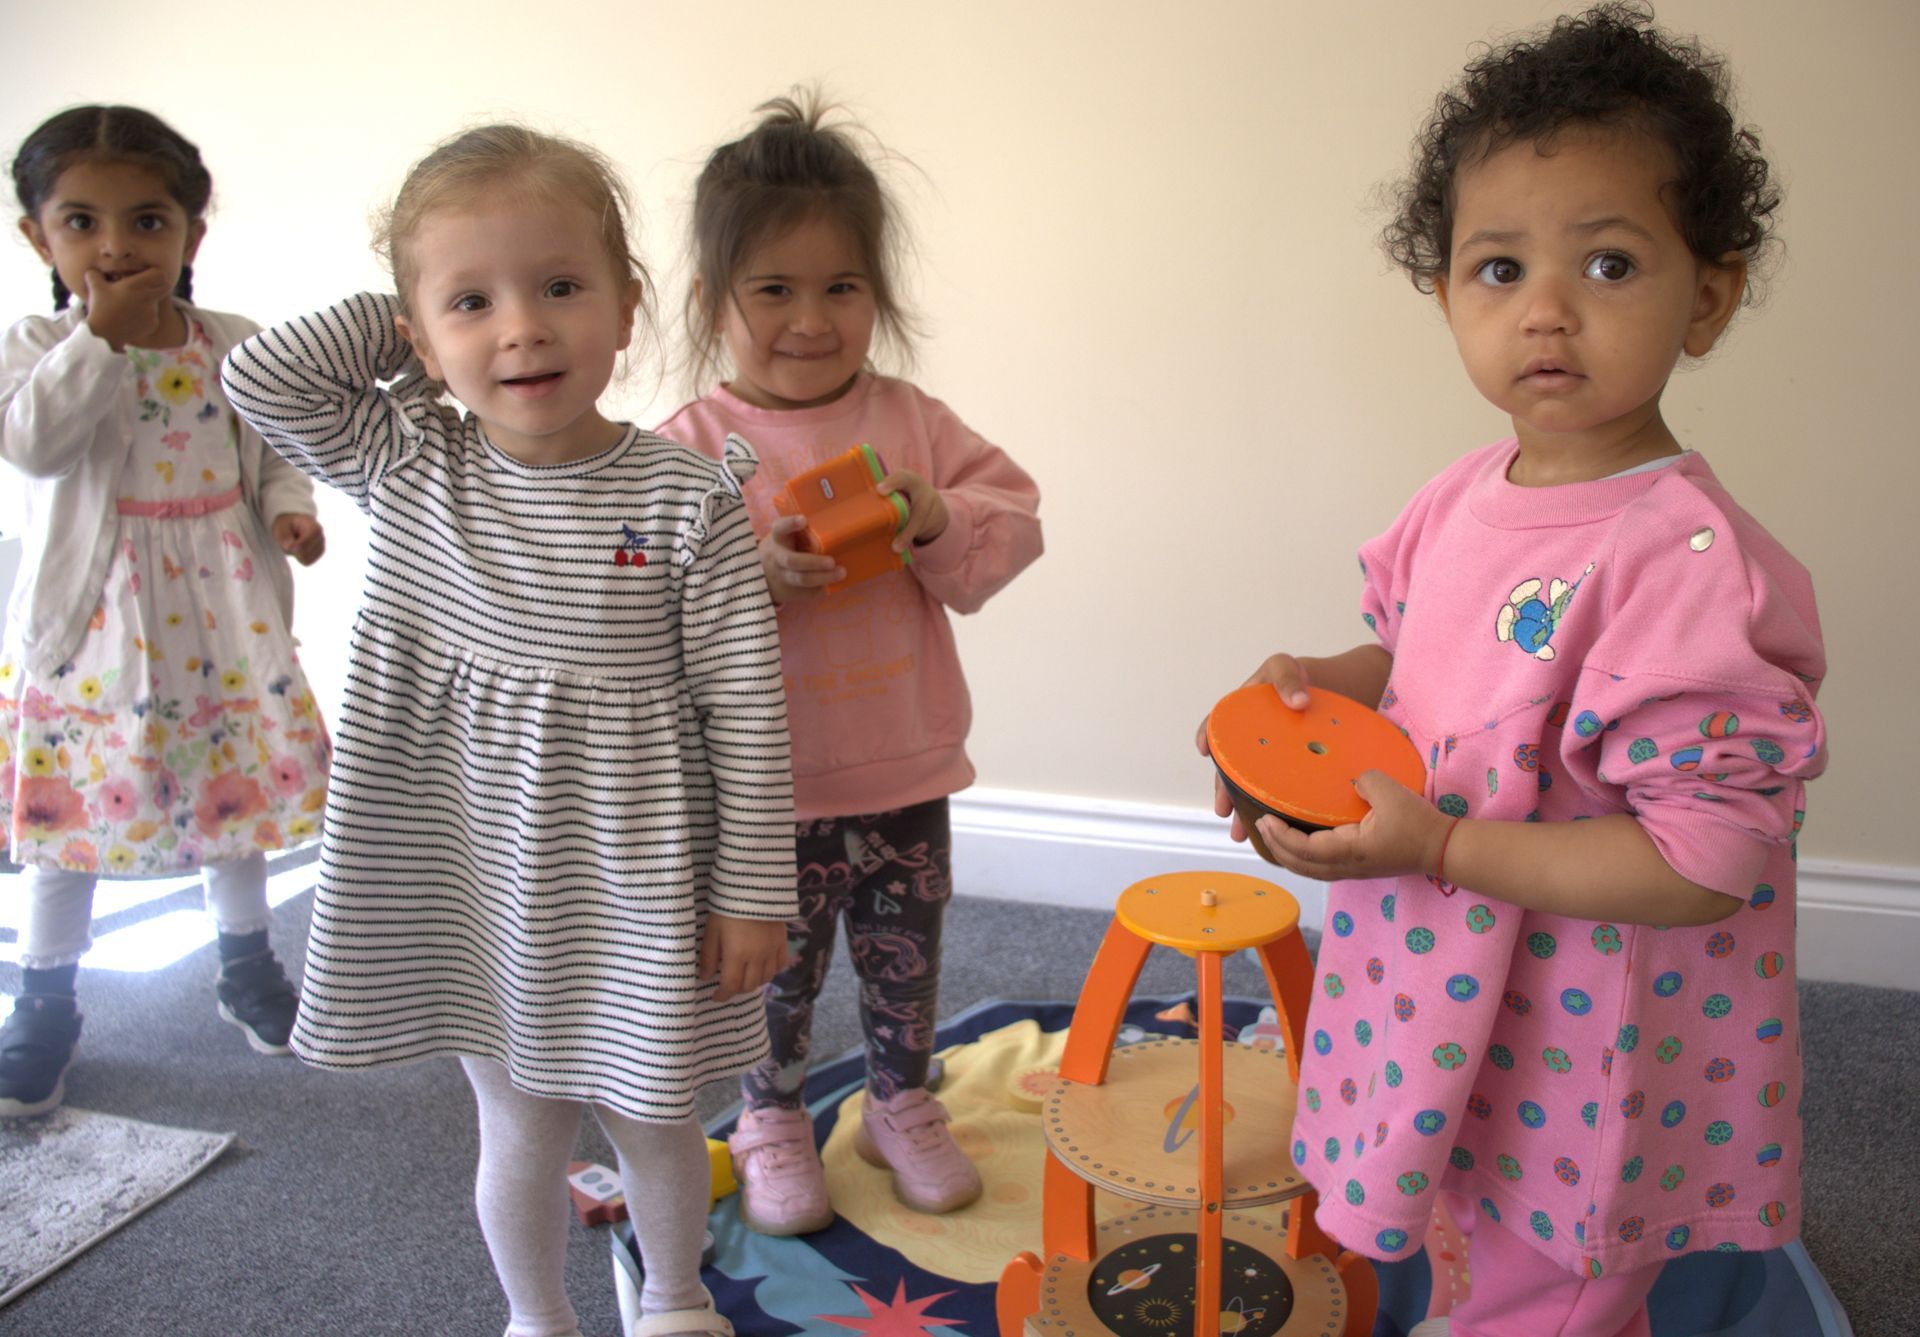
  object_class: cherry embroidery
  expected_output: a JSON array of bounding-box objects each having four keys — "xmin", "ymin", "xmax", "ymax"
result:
[{"xmin": 613, "ymin": 523, "xmax": 648, "ymax": 568}]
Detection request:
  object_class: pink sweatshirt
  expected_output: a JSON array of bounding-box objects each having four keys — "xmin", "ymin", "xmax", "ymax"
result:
[
  {"xmin": 1293, "ymin": 441, "xmax": 1826, "ymax": 1279},
  {"xmin": 657, "ymin": 375, "xmax": 1042, "ymax": 820}
]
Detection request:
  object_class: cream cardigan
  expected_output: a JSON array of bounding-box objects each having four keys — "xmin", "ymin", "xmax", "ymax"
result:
[{"xmin": 0, "ymin": 301, "xmax": 315, "ymax": 675}]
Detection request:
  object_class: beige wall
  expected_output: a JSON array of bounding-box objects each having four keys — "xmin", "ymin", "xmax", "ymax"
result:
[{"xmin": 4, "ymin": 1, "xmax": 1913, "ymax": 870}]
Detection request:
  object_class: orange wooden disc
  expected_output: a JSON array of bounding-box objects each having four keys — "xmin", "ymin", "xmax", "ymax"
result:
[{"xmin": 1207, "ymin": 683, "xmax": 1423, "ymax": 832}]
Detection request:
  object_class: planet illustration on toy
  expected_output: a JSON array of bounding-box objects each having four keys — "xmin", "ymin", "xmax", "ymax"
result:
[
  {"xmin": 1207, "ymin": 684, "xmax": 1424, "ymax": 863},
  {"xmin": 1087, "ymin": 1234, "xmax": 1292, "ymax": 1336},
  {"xmin": 1105, "ymin": 1262, "xmax": 1163, "ymax": 1296}
]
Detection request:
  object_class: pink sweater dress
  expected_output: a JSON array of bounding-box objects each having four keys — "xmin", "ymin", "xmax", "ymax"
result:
[
  {"xmin": 1293, "ymin": 441, "xmax": 1826, "ymax": 1281},
  {"xmin": 658, "ymin": 374, "xmax": 1043, "ymax": 820}
]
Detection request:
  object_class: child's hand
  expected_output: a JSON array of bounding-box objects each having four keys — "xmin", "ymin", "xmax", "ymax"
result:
[
  {"xmin": 698, "ymin": 913, "xmax": 791, "ymax": 1002},
  {"xmin": 272, "ymin": 513, "xmax": 327, "ymax": 566},
  {"xmin": 1197, "ymin": 653, "xmax": 1317, "ymax": 840},
  {"xmin": 1253, "ymin": 769, "xmax": 1451, "ymax": 884},
  {"xmin": 759, "ymin": 514, "xmax": 843, "ymax": 604},
  {"xmin": 877, "ymin": 469, "xmax": 949, "ymax": 550},
  {"xmin": 83, "ymin": 267, "xmax": 172, "ymax": 350}
]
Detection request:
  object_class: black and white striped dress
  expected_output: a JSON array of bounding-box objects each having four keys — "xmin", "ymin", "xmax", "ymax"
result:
[{"xmin": 221, "ymin": 293, "xmax": 797, "ymax": 1120}]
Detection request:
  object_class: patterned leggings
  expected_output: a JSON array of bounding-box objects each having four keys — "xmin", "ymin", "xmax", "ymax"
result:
[{"xmin": 741, "ymin": 797, "xmax": 952, "ymax": 1110}]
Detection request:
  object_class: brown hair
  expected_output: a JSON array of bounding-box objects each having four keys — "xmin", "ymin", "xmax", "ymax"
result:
[
  {"xmin": 684, "ymin": 90, "xmax": 917, "ymax": 389},
  {"xmin": 375, "ymin": 123, "xmax": 652, "ymax": 319},
  {"xmin": 12, "ymin": 105, "xmax": 212, "ymax": 312}
]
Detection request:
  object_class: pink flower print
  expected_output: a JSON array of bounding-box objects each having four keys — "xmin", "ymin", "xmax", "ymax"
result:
[
  {"xmin": 20, "ymin": 686, "xmax": 63, "ymax": 722},
  {"xmin": 123, "ymin": 539, "xmax": 138, "ymax": 563},
  {"xmin": 151, "ymin": 767, "xmax": 183, "ymax": 810},
  {"xmin": 269, "ymin": 755, "xmax": 306, "ymax": 797},
  {"xmin": 194, "ymin": 770, "xmax": 268, "ymax": 836},
  {"xmin": 222, "ymin": 531, "xmax": 244, "ymax": 549},
  {"xmin": 129, "ymin": 571, "xmax": 142, "ymax": 595},
  {"xmin": 232, "ymin": 558, "xmax": 254, "ymax": 582},
  {"xmin": 252, "ymin": 820, "xmax": 283, "ymax": 850},
  {"xmin": 98, "ymin": 778, "xmax": 140, "ymax": 821},
  {"xmin": 58, "ymin": 838, "xmax": 99, "ymax": 872},
  {"xmin": 15, "ymin": 776, "xmax": 88, "ymax": 836},
  {"xmin": 162, "ymin": 429, "xmax": 191, "ymax": 451},
  {"xmin": 189, "ymin": 695, "xmax": 228, "ymax": 729}
]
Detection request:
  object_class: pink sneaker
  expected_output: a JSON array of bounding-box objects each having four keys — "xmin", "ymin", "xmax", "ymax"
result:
[
  {"xmin": 854, "ymin": 1088, "xmax": 982, "ymax": 1214},
  {"xmin": 728, "ymin": 1106, "xmax": 832, "ymax": 1235}
]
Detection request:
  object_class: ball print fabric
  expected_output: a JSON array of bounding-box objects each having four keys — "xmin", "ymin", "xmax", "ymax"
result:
[
  {"xmin": 1294, "ymin": 853, "xmax": 1806, "ymax": 1278},
  {"xmin": 1297, "ymin": 443, "xmax": 1828, "ymax": 1278}
]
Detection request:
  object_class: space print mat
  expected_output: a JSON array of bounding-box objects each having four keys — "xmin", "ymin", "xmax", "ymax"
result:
[{"xmin": 614, "ymin": 997, "xmax": 1850, "ymax": 1336}]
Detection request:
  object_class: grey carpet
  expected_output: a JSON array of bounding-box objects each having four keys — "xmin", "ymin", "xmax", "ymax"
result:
[{"xmin": 1, "ymin": 881, "xmax": 1912, "ymax": 1335}]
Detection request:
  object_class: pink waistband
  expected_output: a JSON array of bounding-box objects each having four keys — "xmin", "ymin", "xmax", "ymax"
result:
[{"xmin": 117, "ymin": 485, "xmax": 242, "ymax": 518}]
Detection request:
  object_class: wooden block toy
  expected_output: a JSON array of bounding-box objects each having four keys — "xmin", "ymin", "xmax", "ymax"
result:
[
  {"xmin": 772, "ymin": 444, "xmax": 910, "ymax": 593},
  {"xmin": 1007, "ymin": 1063, "xmax": 1062, "ymax": 1113},
  {"xmin": 1207, "ymin": 683, "xmax": 1425, "ymax": 863},
  {"xmin": 568, "ymin": 1161, "xmax": 626, "ymax": 1227},
  {"xmin": 572, "ymin": 1146, "xmax": 735, "ymax": 1228}
]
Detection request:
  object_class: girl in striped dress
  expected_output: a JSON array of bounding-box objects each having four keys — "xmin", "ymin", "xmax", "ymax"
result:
[{"xmin": 221, "ymin": 125, "xmax": 797, "ymax": 1337}]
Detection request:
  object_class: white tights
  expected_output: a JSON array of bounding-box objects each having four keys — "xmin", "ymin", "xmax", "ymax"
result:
[
  {"xmin": 17, "ymin": 852, "xmax": 272, "ymax": 969},
  {"xmin": 461, "ymin": 1057, "xmax": 712, "ymax": 1337}
]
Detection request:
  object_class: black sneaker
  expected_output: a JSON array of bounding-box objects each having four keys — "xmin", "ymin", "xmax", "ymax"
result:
[
  {"xmin": 0, "ymin": 993, "xmax": 83, "ymax": 1117},
  {"xmin": 214, "ymin": 951, "xmax": 298, "ymax": 1056}
]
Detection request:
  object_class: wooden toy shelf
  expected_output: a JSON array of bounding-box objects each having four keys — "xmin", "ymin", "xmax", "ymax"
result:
[{"xmin": 997, "ymin": 871, "xmax": 1377, "ymax": 1337}]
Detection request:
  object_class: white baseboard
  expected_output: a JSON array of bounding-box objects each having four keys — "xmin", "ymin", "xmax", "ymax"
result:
[{"xmin": 950, "ymin": 787, "xmax": 1919, "ymax": 991}]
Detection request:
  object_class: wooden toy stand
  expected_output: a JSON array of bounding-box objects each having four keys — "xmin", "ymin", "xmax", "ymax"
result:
[{"xmin": 997, "ymin": 872, "xmax": 1377, "ymax": 1337}]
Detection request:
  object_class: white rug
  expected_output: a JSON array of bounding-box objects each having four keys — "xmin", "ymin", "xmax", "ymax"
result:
[{"xmin": 0, "ymin": 1106, "xmax": 234, "ymax": 1306}]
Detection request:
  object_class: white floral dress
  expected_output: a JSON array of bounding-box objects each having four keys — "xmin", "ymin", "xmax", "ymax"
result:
[{"xmin": 0, "ymin": 318, "xmax": 329, "ymax": 875}]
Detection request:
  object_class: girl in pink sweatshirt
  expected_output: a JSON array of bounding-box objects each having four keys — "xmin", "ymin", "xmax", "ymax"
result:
[
  {"xmin": 1204, "ymin": 10, "xmax": 1825, "ymax": 1336},
  {"xmin": 658, "ymin": 91, "xmax": 1042, "ymax": 1236}
]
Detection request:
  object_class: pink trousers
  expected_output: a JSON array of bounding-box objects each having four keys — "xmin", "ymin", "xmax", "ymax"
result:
[{"xmin": 1445, "ymin": 1193, "xmax": 1658, "ymax": 1337}]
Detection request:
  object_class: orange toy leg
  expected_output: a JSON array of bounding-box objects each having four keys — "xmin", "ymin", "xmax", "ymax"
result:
[
  {"xmin": 996, "ymin": 1251, "xmax": 1043, "ymax": 1336},
  {"xmin": 1336, "ymin": 1249, "xmax": 1380, "ymax": 1337},
  {"xmin": 1057, "ymin": 917, "xmax": 1152, "ymax": 1085}
]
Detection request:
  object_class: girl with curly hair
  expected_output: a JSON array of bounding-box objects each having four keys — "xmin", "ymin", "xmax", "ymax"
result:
[{"xmin": 1203, "ymin": 8, "xmax": 1825, "ymax": 1333}]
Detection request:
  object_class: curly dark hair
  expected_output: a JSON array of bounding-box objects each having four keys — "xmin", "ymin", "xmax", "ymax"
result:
[{"xmin": 1383, "ymin": 4, "xmax": 1777, "ymax": 298}]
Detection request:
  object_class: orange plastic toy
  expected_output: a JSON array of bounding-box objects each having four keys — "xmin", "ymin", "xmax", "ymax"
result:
[
  {"xmin": 772, "ymin": 444, "xmax": 910, "ymax": 593},
  {"xmin": 996, "ymin": 872, "xmax": 1377, "ymax": 1337},
  {"xmin": 1207, "ymin": 684, "xmax": 1424, "ymax": 860}
]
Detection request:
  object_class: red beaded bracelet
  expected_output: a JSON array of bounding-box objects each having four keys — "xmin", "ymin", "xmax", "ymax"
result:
[{"xmin": 1435, "ymin": 816, "xmax": 1464, "ymax": 884}]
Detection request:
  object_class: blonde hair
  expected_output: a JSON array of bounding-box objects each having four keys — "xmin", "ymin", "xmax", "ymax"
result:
[
  {"xmin": 375, "ymin": 123, "xmax": 651, "ymax": 317},
  {"xmin": 684, "ymin": 90, "xmax": 918, "ymax": 391}
]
